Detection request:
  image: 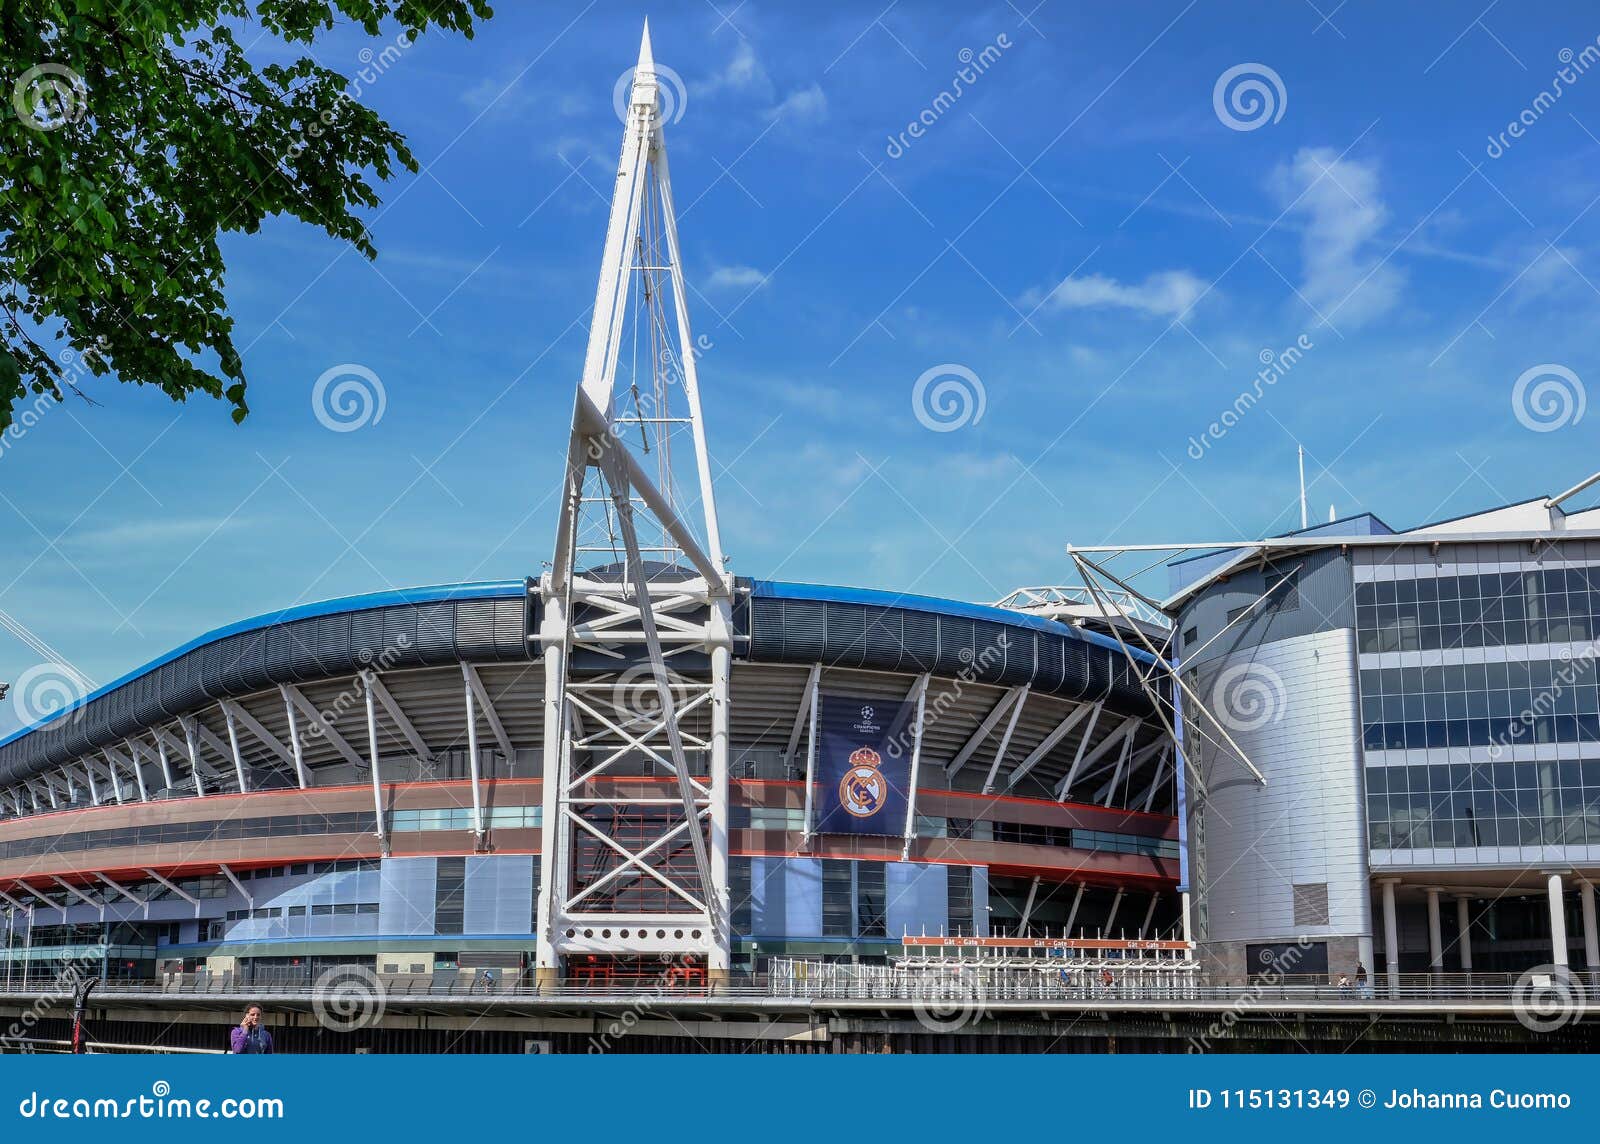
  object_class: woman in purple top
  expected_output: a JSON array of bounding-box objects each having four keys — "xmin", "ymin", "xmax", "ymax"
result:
[{"xmin": 229, "ymin": 1004, "xmax": 273, "ymax": 1054}]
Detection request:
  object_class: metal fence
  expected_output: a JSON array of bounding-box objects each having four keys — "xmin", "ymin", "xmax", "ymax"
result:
[{"xmin": 0, "ymin": 968, "xmax": 1592, "ymax": 1005}]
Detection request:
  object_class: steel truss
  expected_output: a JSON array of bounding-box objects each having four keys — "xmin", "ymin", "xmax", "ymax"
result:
[{"xmin": 536, "ymin": 24, "xmax": 733, "ymax": 979}]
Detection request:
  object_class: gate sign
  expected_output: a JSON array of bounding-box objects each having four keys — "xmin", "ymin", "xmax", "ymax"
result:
[{"xmin": 815, "ymin": 694, "xmax": 911, "ymax": 836}]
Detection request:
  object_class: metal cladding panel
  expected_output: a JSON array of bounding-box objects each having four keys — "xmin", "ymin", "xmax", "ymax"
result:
[
  {"xmin": 196, "ymin": 636, "xmax": 229, "ymax": 700},
  {"xmin": 415, "ymin": 602, "xmax": 456, "ymax": 660},
  {"xmin": 381, "ymin": 606, "xmax": 421, "ymax": 666},
  {"xmin": 262, "ymin": 623, "xmax": 298, "ymax": 681},
  {"xmin": 503, "ymin": 596, "xmax": 533, "ymax": 659},
  {"xmin": 130, "ymin": 666, "xmax": 164, "ymax": 729},
  {"xmin": 284, "ymin": 617, "xmax": 327, "ymax": 681},
  {"xmin": 315, "ymin": 614, "xmax": 352, "ymax": 666},
  {"xmin": 971, "ymin": 619, "xmax": 1013, "ymax": 685},
  {"xmin": 935, "ymin": 615, "xmax": 976, "ymax": 677},
  {"xmin": 997, "ymin": 629, "xmax": 1036, "ymax": 688},
  {"xmin": 377, "ymin": 857, "xmax": 437, "ymax": 939},
  {"xmin": 899, "ymin": 610, "xmax": 939, "ymax": 672},
  {"xmin": 160, "ymin": 654, "xmax": 207, "ymax": 716},
  {"xmin": 464, "ymin": 854, "xmax": 535, "ymax": 935},
  {"xmin": 771, "ymin": 598, "xmax": 827, "ymax": 660},
  {"xmin": 1034, "ymin": 634, "xmax": 1065, "ymax": 692},
  {"xmin": 861, "ymin": 607, "xmax": 904, "ymax": 671},
  {"xmin": 886, "ymin": 861, "xmax": 949, "ymax": 939},
  {"xmin": 821, "ymin": 604, "xmax": 869, "ymax": 668},
  {"xmin": 452, "ymin": 599, "xmax": 504, "ymax": 660},
  {"xmin": 229, "ymin": 628, "xmax": 273, "ymax": 692},
  {"xmin": 350, "ymin": 609, "xmax": 386, "ymax": 664}
]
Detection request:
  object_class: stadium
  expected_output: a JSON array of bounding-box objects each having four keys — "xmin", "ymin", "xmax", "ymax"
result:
[{"xmin": 0, "ymin": 26, "xmax": 1594, "ymax": 1054}]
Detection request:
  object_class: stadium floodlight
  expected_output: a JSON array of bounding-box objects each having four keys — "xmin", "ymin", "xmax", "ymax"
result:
[{"xmin": 535, "ymin": 22, "xmax": 734, "ymax": 986}]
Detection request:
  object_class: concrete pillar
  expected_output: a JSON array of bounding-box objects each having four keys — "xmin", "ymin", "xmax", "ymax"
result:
[
  {"xmin": 1380, "ymin": 878, "xmax": 1400, "ymax": 998},
  {"xmin": 1546, "ymin": 871, "xmax": 1569, "ymax": 968},
  {"xmin": 1581, "ymin": 880, "xmax": 1599, "ymax": 971},
  {"xmin": 1425, "ymin": 888, "xmax": 1443, "ymax": 972},
  {"xmin": 1455, "ymin": 896, "xmax": 1473, "ymax": 971}
]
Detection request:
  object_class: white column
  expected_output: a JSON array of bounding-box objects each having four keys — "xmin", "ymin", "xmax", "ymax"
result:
[
  {"xmin": 534, "ymin": 600, "xmax": 568, "ymax": 982},
  {"xmin": 1380, "ymin": 878, "xmax": 1400, "ymax": 997},
  {"xmin": 280, "ymin": 686, "xmax": 309, "ymax": 789},
  {"xmin": 1455, "ymin": 896, "xmax": 1473, "ymax": 971},
  {"xmin": 1547, "ymin": 872, "xmax": 1569, "ymax": 967},
  {"xmin": 1064, "ymin": 883, "xmax": 1086, "ymax": 937},
  {"xmin": 1104, "ymin": 888, "xmax": 1125, "ymax": 935},
  {"xmin": 1425, "ymin": 888, "xmax": 1443, "ymax": 972},
  {"xmin": 1580, "ymin": 880, "xmax": 1599, "ymax": 971},
  {"xmin": 708, "ymin": 637, "xmax": 732, "ymax": 973},
  {"xmin": 363, "ymin": 672, "xmax": 388, "ymax": 857},
  {"xmin": 800, "ymin": 668, "xmax": 820, "ymax": 845},
  {"xmin": 462, "ymin": 666, "xmax": 486, "ymax": 847}
]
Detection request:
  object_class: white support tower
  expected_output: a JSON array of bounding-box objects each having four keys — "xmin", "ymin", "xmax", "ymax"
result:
[{"xmin": 536, "ymin": 23, "xmax": 734, "ymax": 985}]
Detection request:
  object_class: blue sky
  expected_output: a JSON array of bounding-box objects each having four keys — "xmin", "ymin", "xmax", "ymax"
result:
[{"xmin": 6, "ymin": 0, "xmax": 1600, "ymax": 729}]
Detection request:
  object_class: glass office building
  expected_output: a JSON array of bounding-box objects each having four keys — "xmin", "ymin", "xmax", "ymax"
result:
[{"xmin": 1169, "ymin": 490, "xmax": 1600, "ymax": 981}]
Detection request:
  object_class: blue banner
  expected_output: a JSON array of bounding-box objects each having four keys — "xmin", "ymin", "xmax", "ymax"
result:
[{"xmin": 815, "ymin": 693, "xmax": 910, "ymax": 836}]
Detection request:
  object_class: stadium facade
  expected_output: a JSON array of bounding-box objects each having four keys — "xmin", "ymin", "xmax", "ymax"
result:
[
  {"xmin": 0, "ymin": 578, "xmax": 1178, "ymax": 988},
  {"xmin": 1145, "ymin": 481, "xmax": 1600, "ymax": 988}
]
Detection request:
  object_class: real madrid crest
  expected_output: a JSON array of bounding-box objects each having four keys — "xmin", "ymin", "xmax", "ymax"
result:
[{"xmin": 839, "ymin": 746, "xmax": 888, "ymax": 818}]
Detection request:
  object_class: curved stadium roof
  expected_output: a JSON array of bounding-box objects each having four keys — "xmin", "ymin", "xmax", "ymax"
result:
[{"xmin": 0, "ymin": 577, "xmax": 1160, "ymax": 787}]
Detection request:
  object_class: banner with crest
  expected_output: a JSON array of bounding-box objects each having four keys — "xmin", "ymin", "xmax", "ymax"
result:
[{"xmin": 815, "ymin": 694, "xmax": 912, "ymax": 836}]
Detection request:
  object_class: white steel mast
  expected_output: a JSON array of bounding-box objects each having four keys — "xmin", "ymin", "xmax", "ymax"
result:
[{"xmin": 536, "ymin": 22, "xmax": 734, "ymax": 987}]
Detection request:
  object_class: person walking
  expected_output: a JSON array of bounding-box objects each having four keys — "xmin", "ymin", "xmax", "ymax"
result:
[
  {"xmin": 229, "ymin": 1003, "xmax": 273, "ymax": 1054},
  {"xmin": 1355, "ymin": 964, "xmax": 1372, "ymax": 1000},
  {"xmin": 1337, "ymin": 973, "xmax": 1351, "ymax": 999}
]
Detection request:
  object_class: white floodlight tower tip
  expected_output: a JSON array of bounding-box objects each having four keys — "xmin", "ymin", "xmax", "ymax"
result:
[{"xmin": 638, "ymin": 18, "xmax": 654, "ymax": 71}]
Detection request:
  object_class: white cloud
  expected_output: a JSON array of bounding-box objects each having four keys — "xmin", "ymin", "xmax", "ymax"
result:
[
  {"xmin": 706, "ymin": 265, "xmax": 767, "ymax": 291},
  {"xmin": 695, "ymin": 40, "xmax": 767, "ymax": 97},
  {"xmin": 1508, "ymin": 243, "xmax": 1582, "ymax": 310},
  {"xmin": 1273, "ymin": 147, "xmax": 1403, "ymax": 327},
  {"xmin": 769, "ymin": 84, "xmax": 827, "ymax": 122},
  {"xmin": 66, "ymin": 518, "xmax": 245, "ymax": 549},
  {"xmin": 1023, "ymin": 269, "xmax": 1207, "ymax": 318}
]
